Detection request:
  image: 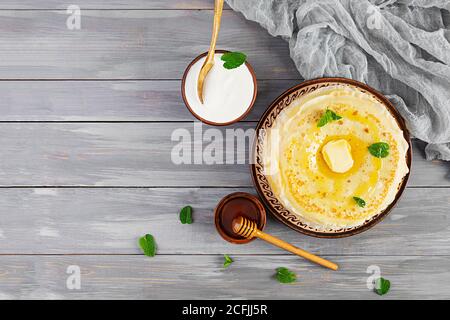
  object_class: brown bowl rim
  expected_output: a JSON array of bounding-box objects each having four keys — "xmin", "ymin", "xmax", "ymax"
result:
[
  {"xmin": 181, "ymin": 50, "xmax": 258, "ymax": 126},
  {"xmin": 214, "ymin": 192, "xmax": 267, "ymax": 244},
  {"xmin": 250, "ymin": 77, "xmax": 412, "ymax": 238}
]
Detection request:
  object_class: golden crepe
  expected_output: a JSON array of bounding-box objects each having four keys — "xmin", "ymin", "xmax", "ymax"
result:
[{"xmin": 263, "ymin": 85, "xmax": 409, "ymax": 231}]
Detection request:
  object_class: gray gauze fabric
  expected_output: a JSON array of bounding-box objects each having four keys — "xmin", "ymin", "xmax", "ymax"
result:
[{"xmin": 226, "ymin": 0, "xmax": 450, "ymax": 160}]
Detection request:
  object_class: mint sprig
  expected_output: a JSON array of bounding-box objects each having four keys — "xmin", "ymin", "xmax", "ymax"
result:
[
  {"xmin": 317, "ymin": 109, "xmax": 342, "ymax": 127},
  {"xmin": 353, "ymin": 196, "xmax": 366, "ymax": 208},
  {"xmin": 223, "ymin": 254, "xmax": 234, "ymax": 268},
  {"xmin": 180, "ymin": 205, "xmax": 193, "ymax": 224},
  {"xmin": 368, "ymin": 142, "xmax": 390, "ymax": 158},
  {"xmin": 275, "ymin": 267, "xmax": 297, "ymax": 284},
  {"xmin": 139, "ymin": 234, "xmax": 156, "ymax": 257},
  {"xmin": 221, "ymin": 52, "xmax": 247, "ymax": 69},
  {"xmin": 375, "ymin": 277, "xmax": 390, "ymax": 296}
]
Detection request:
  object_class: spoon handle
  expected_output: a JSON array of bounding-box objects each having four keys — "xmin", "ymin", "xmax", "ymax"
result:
[
  {"xmin": 207, "ymin": 0, "xmax": 225, "ymax": 61},
  {"xmin": 254, "ymin": 230, "xmax": 339, "ymax": 271}
]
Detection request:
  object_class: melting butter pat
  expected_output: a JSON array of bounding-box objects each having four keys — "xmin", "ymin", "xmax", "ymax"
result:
[{"xmin": 322, "ymin": 139, "xmax": 354, "ymax": 173}]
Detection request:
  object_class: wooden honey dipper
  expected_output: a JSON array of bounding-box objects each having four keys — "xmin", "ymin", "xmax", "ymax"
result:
[{"xmin": 232, "ymin": 216, "xmax": 339, "ymax": 271}]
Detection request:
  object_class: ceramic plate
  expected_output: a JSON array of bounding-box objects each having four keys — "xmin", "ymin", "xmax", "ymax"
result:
[{"xmin": 251, "ymin": 78, "xmax": 412, "ymax": 238}]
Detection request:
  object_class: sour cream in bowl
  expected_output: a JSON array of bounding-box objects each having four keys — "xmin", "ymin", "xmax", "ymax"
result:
[{"xmin": 181, "ymin": 50, "xmax": 257, "ymax": 126}]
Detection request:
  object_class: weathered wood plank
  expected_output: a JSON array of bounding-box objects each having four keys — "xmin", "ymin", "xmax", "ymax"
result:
[
  {"xmin": 0, "ymin": 10, "xmax": 297, "ymax": 80},
  {"xmin": 0, "ymin": 187, "xmax": 448, "ymax": 255},
  {"xmin": 0, "ymin": 255, "xmax": 448, "ymax": 299},
  {"xmin": 0, "ymin": 1, "xmax": 218, "ymax": 10},
  {"xmin": 0, "ymin": 80, "xmax": 298, "ymax": 121},
  {"xmin": 0, "ymin": 123, "xmax": 446, "ymax": 187}
]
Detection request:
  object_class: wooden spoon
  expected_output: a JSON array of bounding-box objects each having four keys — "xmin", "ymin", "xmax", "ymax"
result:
[
  {"xmin": 197, "ymin": 0, "xmax": 225, "ymax": 104},
  {"xmin": 232, "ymin": 216, "xmax": 339, "ymax": 271}
]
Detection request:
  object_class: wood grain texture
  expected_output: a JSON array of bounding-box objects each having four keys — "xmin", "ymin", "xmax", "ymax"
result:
[
  {"xmin": 0, "ymin": 3, "xmax": 448, "ymax": 301},
  {"xmin": 0, "ymin": 255, "xmax": 449, "ymax": 299},
  {"xmin": 0, "ymin": 187, "xmax": 448, "ymax": 255},
  {"xmin": 0, "ymin": 1, "xmax": 218, "ymax": 10},
  {"xmin": 0, "ymin": 10, "xmax": 297, "ymax": 80},
  {"xmin": 0, "ymin": 122, "xmax": 446, "ymax": 187},
  {"xmin": 0, "ymin": 80, "xmax": 298, "ymax": 121}
]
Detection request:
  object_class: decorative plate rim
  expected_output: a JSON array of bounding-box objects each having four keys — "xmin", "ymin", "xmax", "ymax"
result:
[{"xmin": 250, "ymin": 77, "xmax": 412, "ymax": 238}]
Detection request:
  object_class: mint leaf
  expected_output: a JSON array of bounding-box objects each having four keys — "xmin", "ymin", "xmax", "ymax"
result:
[
  {"xmin": 221, "ymin": 52, "xmax": 247, "ymax": 69},
  {"xmin": 353, "ymin": 196, "xmax": 366, "ymax": 208},
  {"xmin": 368, "ymin": 142, "xmax": 390, "ymax": 158},
  {"xmin": 317, "ymin": 109, "xmax": 342, "ymax": 127},
  {"xmin": 139, "ymin": 234, "xmax": 156, "ymax": 257},
  {"xmin": 223, "ymin": 254, "xmax": 234, "ymax": 268},
  {"xmin": 375, "ymin": 277, "xmax": 390, "ymax": 296},
  {"xmin": 275, "ymin": 267, "xmax": 296, "ymax": 284},
  {"xmin": 180, "ymin": 205, "xmax": 193, "ymax": 224}
]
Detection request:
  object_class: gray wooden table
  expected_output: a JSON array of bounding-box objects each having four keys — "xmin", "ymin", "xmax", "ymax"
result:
[{"xmin": 0, "ymin": 1, "xmax": 449, "ymax": 300}]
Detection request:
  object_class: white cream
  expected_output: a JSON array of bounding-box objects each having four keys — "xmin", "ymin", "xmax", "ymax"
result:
[{"xmin": 184, "ymin": 53, "xmax": 255, "ymax": 124}]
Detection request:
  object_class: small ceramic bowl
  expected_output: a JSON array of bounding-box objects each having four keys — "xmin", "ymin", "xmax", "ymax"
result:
[
  {"xmin": 181, "ymin": 50, "xmax": 258, "ymax": 126},
  {"xmin": 214, "ymin": 192, "xmax": 266, "ymax": 244}
]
